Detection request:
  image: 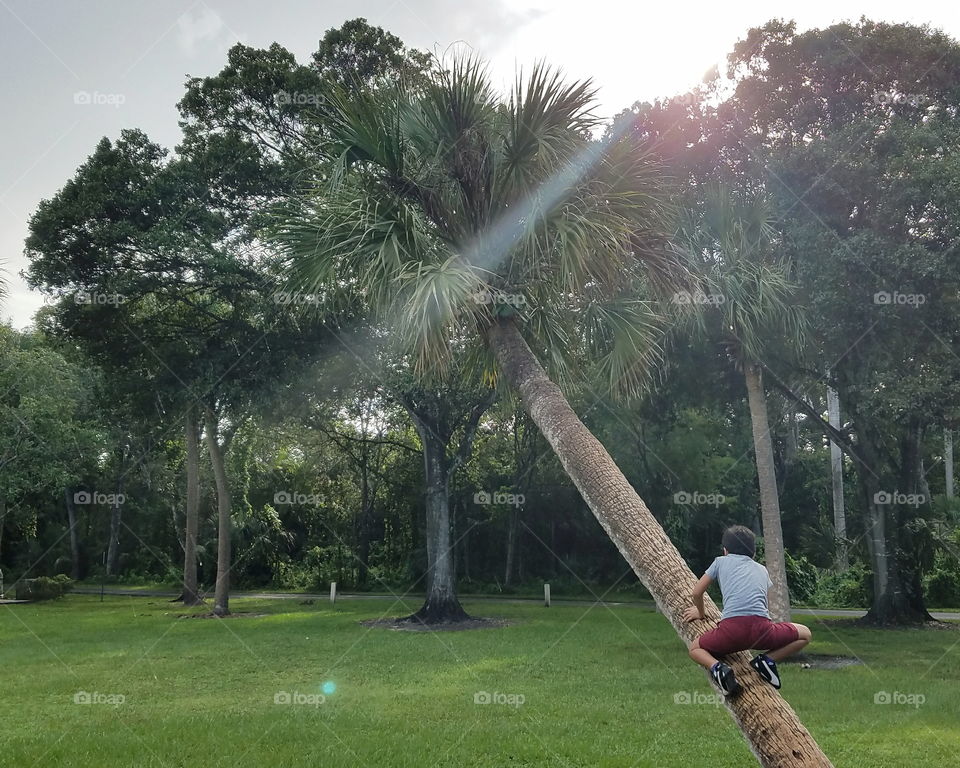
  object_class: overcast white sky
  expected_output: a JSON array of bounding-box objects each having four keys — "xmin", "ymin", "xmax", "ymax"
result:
[{"xmin": 2, "ymin": 0, "xmax": 958, "ymax": 328}]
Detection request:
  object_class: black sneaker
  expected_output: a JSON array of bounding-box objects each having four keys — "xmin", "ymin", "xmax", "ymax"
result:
[
  {"xmin": 710, "ymin": 662, "xmax": 742, "ymax": 697},
  {"xmin": 751, "ymin": 654, "xmax": 781, "ymax": 689}
]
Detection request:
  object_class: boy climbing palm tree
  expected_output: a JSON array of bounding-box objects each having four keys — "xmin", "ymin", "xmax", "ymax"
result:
[{"xmin": 684, "ymin": 526, "xmax": 812, "ymax": 696}]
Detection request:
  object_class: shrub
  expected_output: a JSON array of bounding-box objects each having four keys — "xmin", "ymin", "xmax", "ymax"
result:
[
  {"xmin": 924, "ymin": 560, "xmax": 960, "ymax": 608},
  {"xmin": 16, "ymin": 575, "xmax": 73, "ymax": 601},
  {"xmin": 809, "ymin": 563, "xmax": 870, "ymax": 608},
  {"xmin": 784, "ymin": 551, "xmax": 819, "ymax": 603}
]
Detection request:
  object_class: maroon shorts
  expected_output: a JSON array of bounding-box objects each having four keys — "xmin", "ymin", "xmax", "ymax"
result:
[{"xmin": 698, "ymin": 615, "xmax": 799, "ymax": 657}]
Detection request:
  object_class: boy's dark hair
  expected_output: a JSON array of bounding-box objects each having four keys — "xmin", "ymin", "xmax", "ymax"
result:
[{"xmin": 722, "ymin": 525, "xmax": 756, "ymax": 557}]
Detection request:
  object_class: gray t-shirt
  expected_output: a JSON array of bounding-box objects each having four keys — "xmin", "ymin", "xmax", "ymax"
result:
[{"xmin": 705, "ymin": 554, "xmax": 773, "ymax": 620}]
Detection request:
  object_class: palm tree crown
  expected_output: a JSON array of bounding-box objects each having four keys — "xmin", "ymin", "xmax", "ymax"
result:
[{"xmin": 272, "ymin": 58, "xmax": 679, "ymax": 398}]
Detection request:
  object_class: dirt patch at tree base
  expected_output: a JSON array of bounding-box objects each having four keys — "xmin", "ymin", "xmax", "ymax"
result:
[
  {"xmin": 177, "ymin": 612, "xmax": 268, "ymax": 619},
  {"xmin": 786, "ymin": 653, "xmax": 862, "ymax": 670},
  {"xmin": 361, "ymin": 616, "xmax": 513, "ymax": 632}
]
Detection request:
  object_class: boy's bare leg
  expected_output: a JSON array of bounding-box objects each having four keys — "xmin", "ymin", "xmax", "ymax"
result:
[
  {"xmin": 766, "ymin": 623, "xmax": 811, "ymax": 662},
  {"xmin": 689, "ymin": 638, "xmax": 719, "ymax": 669}
]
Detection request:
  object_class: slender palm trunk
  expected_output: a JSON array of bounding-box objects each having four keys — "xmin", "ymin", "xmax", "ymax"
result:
[
  {"xmin": 743, "ymin": 363, "xmax": 791, "ymax": 623},
  {"xmin": 826, "ymin": 382, "xmax": 847, "ymax": 570},
  {"xmin": 65, "ymin": 488, "xmax": 81, "ymax": 580},
  {"xmin": 204, "ymin": 407, "xmax": 232, "ymax": 616},
  {"xmin": 486, "ymin": 319, "xmax": 832, "ymax": 768},
  {"xmin": 183, "ymin": 406, "xmax": 201, "ymax": 605}
]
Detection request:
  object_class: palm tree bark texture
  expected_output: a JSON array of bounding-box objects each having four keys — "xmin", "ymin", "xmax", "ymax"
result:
[{"xmin": 487, "ymin": 318, "xmax": 832, "ymax": 768}]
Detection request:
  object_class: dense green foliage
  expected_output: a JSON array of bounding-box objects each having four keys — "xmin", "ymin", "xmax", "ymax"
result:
[{"xmin": 3, "ymin": 17, "xmax": 960, "ymax": 621}]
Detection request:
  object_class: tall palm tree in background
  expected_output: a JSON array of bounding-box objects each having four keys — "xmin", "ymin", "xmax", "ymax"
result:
[
  {"xmin": 273, "ymin": 60, "xmax": 831, "ymax": 767},
  {"xmin": 679, "ymin": 186, "xmax": 808, "ymax": 623}
]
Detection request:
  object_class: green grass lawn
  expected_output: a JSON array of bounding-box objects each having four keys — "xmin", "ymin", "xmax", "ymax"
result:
[{"xmin": 1, "ymin": 596, "xmax": 958, "ymax": 767}]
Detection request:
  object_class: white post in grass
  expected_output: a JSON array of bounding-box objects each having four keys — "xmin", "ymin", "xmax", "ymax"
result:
[
  {"xmin": 543, "ymin": 583, "xmax": 551, "ymax": 607},
  {"xmin": 330, "ymin": 582, "xmax": 337, "ymax": 604}
]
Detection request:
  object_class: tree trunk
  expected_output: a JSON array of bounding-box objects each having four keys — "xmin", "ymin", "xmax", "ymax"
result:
[
  {"xmin": 863, "ymin": 484, "xmax": 890, "ymax": 619},
  {"xmin": 105, "ymin": 455, "xmax": 124, "ymax": 577},
  {"xmin": 357, "ymin": 447, "xmax": 372, "ymax": 588},
  {"xmin": 183, "ymin": 406, "xmax": 201, "ymax": 605},
  {"xmin": 841, "ymin": 407, "xmax": 931, "ymax": 624},
  {"xmin": 0, "ymin": 498, "xmax": 5, "ymax": 577},
  {"xmin": 743, "ymin": 363, "xmax": 791, "ymax": 623},
  {"xmin": 406, "ymin": 429, "xmax": 468, "ymax": 623},
  {"xmin": 460, "ymin": 502, "xmax": 471, "ymax": 582},
  {"xmin": 486, "ymin": 319, "xmax": 832, "ymax": 768},
  {"xmin": 204, "ymin": 407, "xmax": 232, "ymax": 617},
  {"xmin": 894, "ymin": 420, "xmax": 934, "ymax": 620},
  {"xmin": 826, "ymin": 382, "xmax": 847, "ymax": 570},
  {"xmin": 944, "ymin": 428, "xmax": 954, "ymax": 500},
  {"xmin": 65, "ymin": 488, "xmax": 81, "ymax": 580},
  {"xmin": 504, "ymin": 506, "xmax": 518, "ymax": 587}
]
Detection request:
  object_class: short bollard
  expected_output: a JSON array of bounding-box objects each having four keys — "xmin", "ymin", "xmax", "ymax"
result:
[
  {"xmin": 544, "ymin": 583, "xmax": 551, "ymax": 607},
  {"xmin": 330, "ymin": 582, "xmax": 337, "ymax": 604}
]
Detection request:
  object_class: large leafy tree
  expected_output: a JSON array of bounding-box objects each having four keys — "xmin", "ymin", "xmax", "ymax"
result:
[
  {"xmin": 0, "ymin": 326, "xmax": 101, "ymax": 579},
  {"xmin": 169, "ymin": 19, "xmax": 433, "ymax": 612},
  {"xmin": 622, "ymin": 18, "xmax": 960, "ymax": 625},
  {"xmin": 273, "ymin": 59, "xmax": 832, "ymax": 766},
  {"xmin": 25, "ymin": 124, "xmax": 329, "ymax": 614},
  {"xmin": 718, "ymin": 19, "xmax": 960, "ymax": 623}
]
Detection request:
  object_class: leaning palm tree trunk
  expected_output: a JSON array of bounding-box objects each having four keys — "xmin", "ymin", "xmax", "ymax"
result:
[
  {"xmin": 743, "ymin": 363, "xmax": 791, "ymax": 622},
  {"xmin": 487, "ymin": 319, "xmax": 831, "ymax": 768}
]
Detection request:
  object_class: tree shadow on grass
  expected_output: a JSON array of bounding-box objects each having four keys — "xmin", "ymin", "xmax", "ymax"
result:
[{"xmin": 360, "ymin": 616, "xmax": 514, "ymax": 632}]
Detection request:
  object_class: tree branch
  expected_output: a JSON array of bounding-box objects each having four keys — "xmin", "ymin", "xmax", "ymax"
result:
[
  {"xmin": 449, "ymin": 388, "xmax": 498, "ymax": 475},
  {"xmin": 759, "ymin": 362, "xmax": 874, "ymax": 473}
]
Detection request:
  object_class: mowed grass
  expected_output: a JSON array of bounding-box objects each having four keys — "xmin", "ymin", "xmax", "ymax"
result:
[{"xmin": 1, "ymin": 596, "xmax": 958, "ymax": 767}]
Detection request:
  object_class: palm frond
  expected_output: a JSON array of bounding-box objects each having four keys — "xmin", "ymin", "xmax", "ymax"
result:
[
  {"xmin": 675, "ymin": 182, "xmax": 807, "ymax": 363},
  {"xmin": 271, "ymin": 55, "xmax": 678, "ymax": 388},
  {"xmin": 583, "ymin": 299, "xmax": 666, "ymax": 400}
]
